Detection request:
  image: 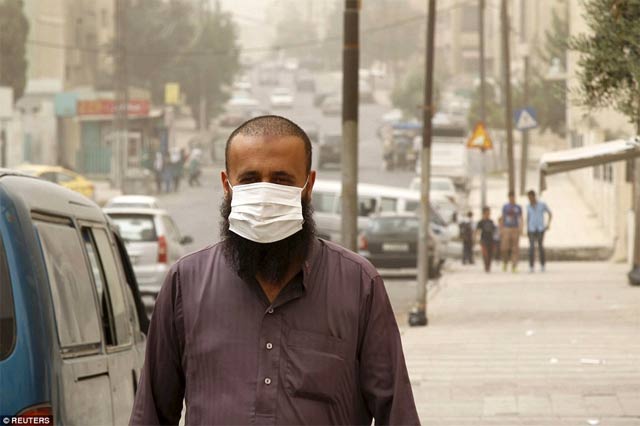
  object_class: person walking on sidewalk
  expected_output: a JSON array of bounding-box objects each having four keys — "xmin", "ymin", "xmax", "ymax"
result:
[
  {"xmin": 500, "ymin": 190, "xmax": 523, "ymax": 272},
  {"xmin": 526, "ymin": 189, "xmax": 552, "ymax": 272},
  {"xmin": 476, "ymin": 206, "xmax": 497, "ymax": 272},
  {"xmin": 459, "ymin": 211, "xmax": 475, "ymax": 265},
  {"xmin": 129, "ymin": 115, "xmax": 420, "ymax": 426}
]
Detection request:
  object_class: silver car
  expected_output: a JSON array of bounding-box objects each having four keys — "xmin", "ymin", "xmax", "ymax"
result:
[{"xmin": 104, "ymin": 207, "xmax": 192, "ymax": 309}]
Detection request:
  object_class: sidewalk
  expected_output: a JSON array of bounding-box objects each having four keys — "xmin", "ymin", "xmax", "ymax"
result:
[{"xmin": 400, "ymin": 262, "xmax": 640, "ymax": 425}]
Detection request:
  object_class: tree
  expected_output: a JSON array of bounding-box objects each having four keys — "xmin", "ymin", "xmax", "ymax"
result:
[
  {"xmin": 122, "ymin": 0, "xmax": 195, "ymax": 104},
  {"xmin": 569, "ymin": 0, "xmax": 640, "ymax": 129},
  {"xmin": 0, "ymin": 0, "xmax": 29, "ymax": 99},
  {"xmin": 177, "ymin": 3, "xmax": 240, "ymax": 127}
]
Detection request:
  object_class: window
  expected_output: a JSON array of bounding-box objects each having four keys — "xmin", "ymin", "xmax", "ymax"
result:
[
  {"xmin": 40, "ymin": 172, "xmax": 57, "ymax": 183},
  {"xmin": 312, "ymin": 192, "xmax": 336, "ymax": 213},
  {"xmin": 461, "ymin": 4, "xmax": 479, "ymax": 32},
  {"xmin": 358, "ymin": 197, "xmax": 377, "ymax": 217},
  {"xmin": 108, "ymin": 214, "xmax": 157, "ymax": 242},
  {"xmin": 0, "ymin": 235, "xmax": 16, "ymax": 360},
  {"xmin": 36, "ymin": 220, "xmax": 101, "ymax": 351},
  {"xmin": 380, "ymin": 197, "xmax": 398, "ymax": 213},
  {"xmin": 162, "ymin": 216, "xmax": 179, "ymax": 241},
  {"xmin": 57, "ymin": 172, "xmax": 74, "ymax": 183},
  {"xmin": 92, "ymin": 228, "xmax": 132, "ymax": 346}
]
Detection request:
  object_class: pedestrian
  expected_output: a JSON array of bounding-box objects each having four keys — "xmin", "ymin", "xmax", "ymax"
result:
[
  {"xmin": 493, "ymin": 216, "xmax": 502, "ymax": 263},
  {"xmin": 162, "ymin": 151, "xmax": 173, "ymax": 193},
  {"xmin": 129, "ymin": 115, "xmax": 420, "ymax": 426},
  {"xmin": 526, "ymin": 189, "xmax": 552, "ymax": 272},
  {"xmin": 187, "ymin": 148, "xmax": 202, "ymax": 187},
  {"xmin": 153, "ymin": 150, "xmax": 164, "ymax": 194},
  {"xmin": 476, "ymin": 206, "xmax": 497, "ymax": 272},
  {"xmin": 170, "ymin": 148, "xmax": 183, "ymax": 192},
  {"xmin": 500, "ymin": 190, "xmax": 523, "ymax": 272},
  {"xmin": 460, "ymin": 211, "xmax": 475, "ymax": 264}
]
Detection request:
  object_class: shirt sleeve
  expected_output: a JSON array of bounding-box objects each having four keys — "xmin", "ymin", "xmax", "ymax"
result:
[
  {"xmin": 129, "ymin": 264, "xmax": 185, "ymax": 426},
  {"xmin": 358, "ymin": 275, "xmax": 420, "ymax": 425}
]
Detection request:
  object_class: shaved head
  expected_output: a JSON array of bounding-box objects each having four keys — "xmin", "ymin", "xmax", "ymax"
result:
[{"xmin": 225, "ymin": 115, "xmax": 312, "ymax": 173}]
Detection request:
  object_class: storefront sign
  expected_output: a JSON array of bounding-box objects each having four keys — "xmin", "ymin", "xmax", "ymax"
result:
[{"xmin": 77, "ymin": 99, "xmax": 150, "ymax": 117}]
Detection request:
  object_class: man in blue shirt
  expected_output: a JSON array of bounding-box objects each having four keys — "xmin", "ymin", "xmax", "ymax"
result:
[
  {"xmin": 526, "ymin": 190, "xmax": 552, "ymax": 272},
  {"xmin": 500, "ymin": 191, "xmax": 523, "ymax": 272}
]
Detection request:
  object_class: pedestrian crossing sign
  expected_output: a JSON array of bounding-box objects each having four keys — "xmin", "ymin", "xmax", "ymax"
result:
[
  {"xmin": 466, "ymin": 122, "xmax": 493, "ymax": 150},
  {"xmin": 514, "ymin": 107, "xmax": 538, "ymax": 130}
]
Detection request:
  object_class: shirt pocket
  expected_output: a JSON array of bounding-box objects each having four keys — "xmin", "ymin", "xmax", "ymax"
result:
[{"xmin": 285, "ymin": 328, "xmax": 347, "ymax": 404}]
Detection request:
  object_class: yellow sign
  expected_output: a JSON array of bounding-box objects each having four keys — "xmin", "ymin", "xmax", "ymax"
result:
[
  {"xmin": 164, "ymin": 83, "xmax": 180, "ymax": 105},
  {"xmin": 466, "ymin": 122, "xmax": 493, "ymax": 150}
]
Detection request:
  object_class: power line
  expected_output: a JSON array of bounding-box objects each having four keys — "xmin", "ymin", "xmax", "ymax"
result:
[{"xmin": 25, "ymin": 12, "xmax": 427, "ymax": 58}]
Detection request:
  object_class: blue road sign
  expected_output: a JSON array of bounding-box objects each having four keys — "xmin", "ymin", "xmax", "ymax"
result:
[{"xmin": 514, "ymin": 107, "xmax": 538, "ymax": 130}]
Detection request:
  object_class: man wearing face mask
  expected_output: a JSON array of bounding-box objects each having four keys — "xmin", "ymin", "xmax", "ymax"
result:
[{"xmin": 130, "ymin": 115, "xmax": 420, "ymax": 426}]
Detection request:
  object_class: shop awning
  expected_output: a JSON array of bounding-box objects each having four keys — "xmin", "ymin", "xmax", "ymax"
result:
[{"xmin": 539, "ymin": 137, "xmax": 640, "ymax": 191}]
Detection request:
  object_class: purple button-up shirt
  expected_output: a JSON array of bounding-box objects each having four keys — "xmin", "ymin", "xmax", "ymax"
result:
[{"xmin": 129, "ymin": 238, "xmax": 419, "ymax": 425}]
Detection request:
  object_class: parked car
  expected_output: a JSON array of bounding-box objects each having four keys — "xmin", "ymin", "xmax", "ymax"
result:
[
  {"xmin": 105, "ymin": 195, "xmax": 160, "ymax": 209},
  {"xmin": 409, "ymin": 176, "xmax": 458, "ymax": 204},
  {"xmin": 227, "ymin": 91, "xmax": 260, "ymax": 109},
  {"xmin": 321, "ymin": 94, "xmax": 342, "ymax": 116},
  {"xmin": 103, "ymin": 207, "xmax": 192, "ymax": 310},
  {"xmin": 318, "ymin": 133, "xmax": 341, "ymax": 169},
  {"xmin": 359, "ymin": 213, "xmax": 443, "ymax": 277},
  {"xmin": 0, "ymin": 168, "xmax": 148, "ymax": 425},
  {"xmin": 311, "ymin": 179, "xmax": 450, "ymax": 249},
  {"xmin": 15, "ymin": 163, "xmax": 95, "ymax": 200},
  {"xmin": 269, "ymin": 87, "xmax": 294, "ymax": 109},
  {"xmin": 296, "ymin": 71, "xmax": 316, "ymax": 92}
]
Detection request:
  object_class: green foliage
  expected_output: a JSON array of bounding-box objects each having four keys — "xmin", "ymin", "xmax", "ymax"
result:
[
  {"xmin": 467, "ymin": 83, "xmax": 505, "ymax": 129},
  {"xmin": 124, "ymin": 0, "xmax": 195, "ymax": 104},
  {"xmin": 122, "ymin": 0, "xmax": 239, "ymax": 126},
  {"xmin": 0, "ymin": 0, "xmax": 29, "ymax": 99},
  {"xmin": 391, "ymin": 65, "xmax": 424, "ymax": 120},
  {"xmin": 569, "ymin": 0, "xmax": 640, "ymax": 129},
  {"xmin": 178, "ymin": 3, "xmax": 240, "ymax": 126}
]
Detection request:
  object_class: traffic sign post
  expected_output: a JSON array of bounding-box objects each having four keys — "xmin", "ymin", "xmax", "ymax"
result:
[
  {"xmin": 514, "ymin": 107, "xmax": 538, "ymax": 194},
  {"xmin": 467, "ymin": 122, "xmax": 493, "ymax": 209}
]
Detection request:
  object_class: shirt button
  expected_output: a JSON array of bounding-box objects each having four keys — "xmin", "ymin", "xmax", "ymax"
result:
[
  {"xmin": 267, "ymin": 307, "xmax": 274, "ymax": 314},
  {"xmin": 266, "ymin": 342, "xmax": 273, "ymax": 350},
  {"xmin": 264, "ymin": 377, "xmax": 272, "ymax": 385}
]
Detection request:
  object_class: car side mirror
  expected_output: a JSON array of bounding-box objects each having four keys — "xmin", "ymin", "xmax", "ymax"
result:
[{"xmin": 180, "ymin": 235, "xmax": 193, "ymax": 245}]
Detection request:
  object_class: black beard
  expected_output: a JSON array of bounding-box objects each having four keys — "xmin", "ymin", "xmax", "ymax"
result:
[{"xmin": 220, "ymin": 195, "xmax": 316, "ymax": 284}]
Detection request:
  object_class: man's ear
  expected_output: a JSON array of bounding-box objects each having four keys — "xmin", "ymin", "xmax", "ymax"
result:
[
  {"xmin": 221, "ymin": 170, "xmax": 231, "ymax": 198},
  {"xmin": 304, "ymin": 170, "xmax": 317, "ymax": 201}
]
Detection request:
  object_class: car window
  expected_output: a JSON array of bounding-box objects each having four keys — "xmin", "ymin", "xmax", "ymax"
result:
[
  {"xmin": 0, "ymin": 234, "xmax": 16, "ymax": 360},
  {"xmin": 92, "ymin": 228, "xmax": 132, "ymax": 346},
  {"xmin": 35, "ymin": 220, "xmax": 102, "ymax": 351},
  {"xmin": 358, "ymin": 197, "xmax": 377, "ymax": 217},
  {"xmin": 40, "ymin": 171, "xmax": 57, "ymax": 183},
  {"xmin": 57, "ymin": 172, "xmax": 74, "ymax": 183},
  {"xmin": 312, "ymin": 192, "xmax": 336, "ymax": 213},
  {"xmin": 371, "ymin": 217, "xmax": 419, "ymax": 233},
  {"xmin": 380, "ymin": 197, "xmax": 398, "ymax": 213},
  {"xmin": 109, "ymin": 214, "xmax": 157, "ymax": 242},
  {"xmin": 405, "ymin": 200, "xmax": 418, "ymax": 212}
]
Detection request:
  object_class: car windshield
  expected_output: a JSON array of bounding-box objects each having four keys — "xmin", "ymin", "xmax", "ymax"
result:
[
  {"xmin": 108, "ymin": 202, "xmax": 156, "ymax": 209},
  {"xmin": 108, "ymin": 214, "xmax": 157, "ymax": 242},
  {"xmin": 431, "ymin": 180, "xmax": 454, "ymax": 191},
  {"xmin": 370, "ymin": 217, "xmax": 419, "ymax": 233}
]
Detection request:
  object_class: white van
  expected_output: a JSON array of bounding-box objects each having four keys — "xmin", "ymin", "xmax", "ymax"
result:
[{"xmin": 311, "ymin": 179, "xmax": 446, "ymax": 242}]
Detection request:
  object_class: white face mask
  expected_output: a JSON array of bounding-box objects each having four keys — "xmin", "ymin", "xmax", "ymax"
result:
[{"xmin": 227, "ymin": 178, "xmax": 308, "ymax": 243}]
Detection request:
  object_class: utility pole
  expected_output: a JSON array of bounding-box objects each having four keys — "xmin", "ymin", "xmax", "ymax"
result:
[
  {"xmin": 479, "ymin": 0, "xmax": 487, "ymax": 208},
  {"xmin": 520, "ymin": 53, "xmax": 530, "ymax": 195},
  {"xmin": 409, "ymin": 0, "xmax": 436, "ymax": 327},
  {"xmin": 501, "ymin": 0, "xmax": 515, "ymax": 194},
  {"xmin": 341, "ymin": 0, "xmax": 359, "ymax": 252},
  {"xmin": 114, "ymin": 0, "xmax": 129, "ymax": 191},
  {"xmin": 199, "ymin": 0, "xmax": 208, "ymax": 141}
]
